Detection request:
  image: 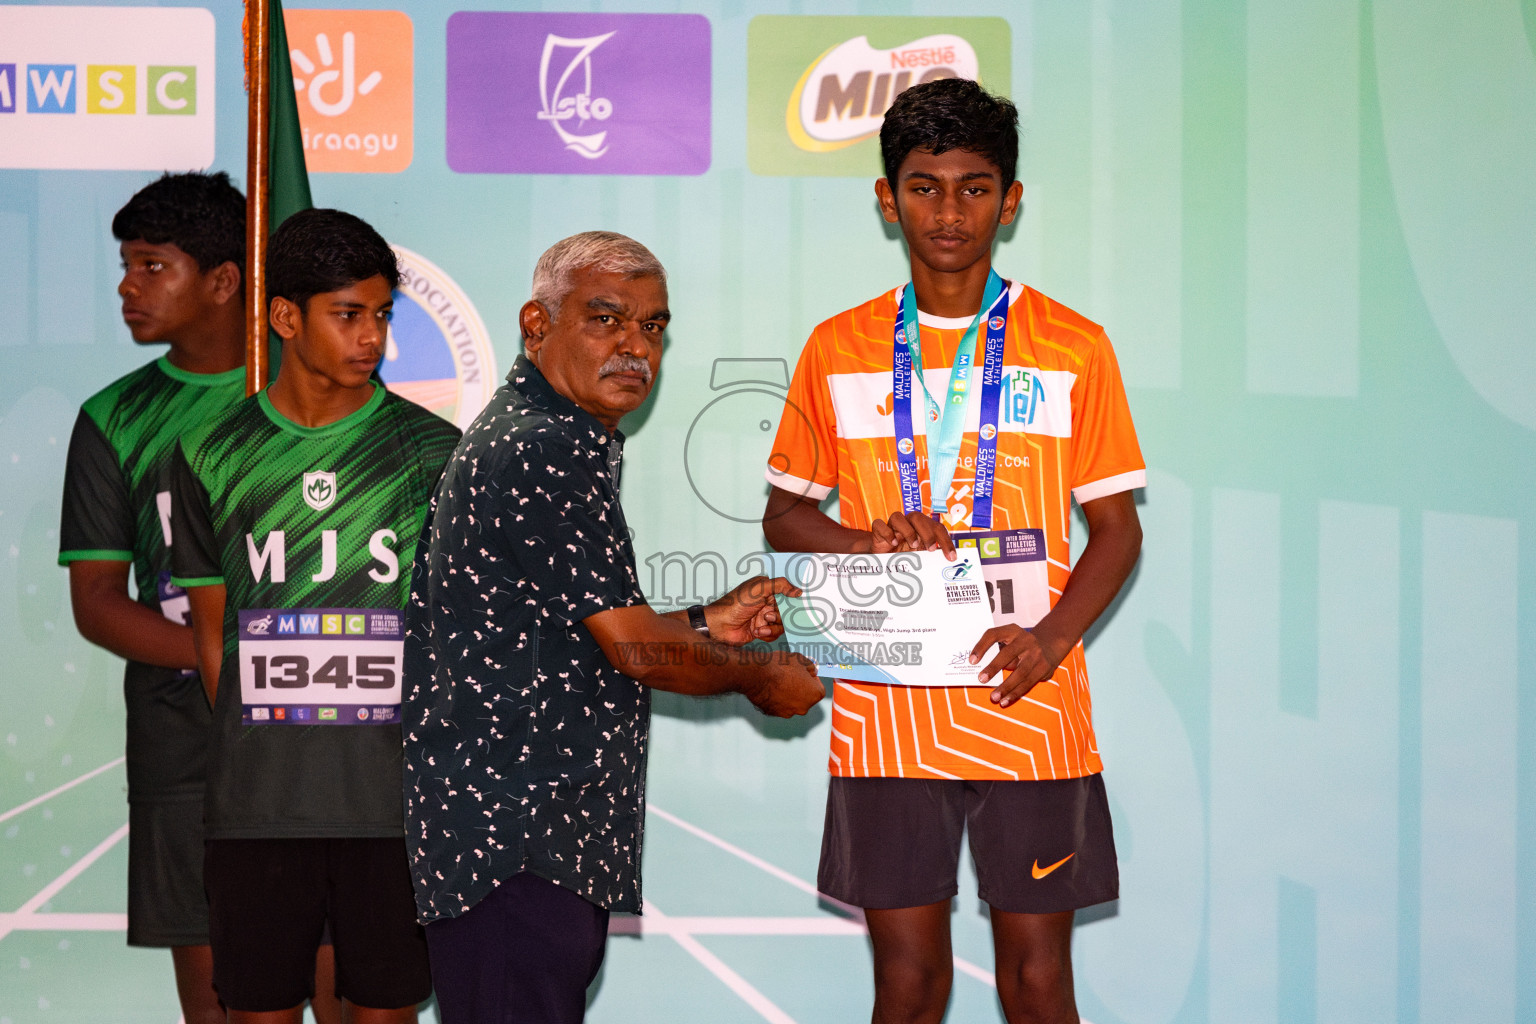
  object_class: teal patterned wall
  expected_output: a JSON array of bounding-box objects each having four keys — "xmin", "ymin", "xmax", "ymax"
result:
[{"xmin": 1, "ymin": 1, "xmax": 1531, "ymax": 1021}]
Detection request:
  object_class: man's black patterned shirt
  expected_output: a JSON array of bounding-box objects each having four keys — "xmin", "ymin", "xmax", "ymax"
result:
[{"xmin": 402, "ymin": 356, "xmax": 650, "ymax": 921}]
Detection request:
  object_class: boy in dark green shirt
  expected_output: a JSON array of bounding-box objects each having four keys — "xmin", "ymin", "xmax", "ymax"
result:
[
  {"xmin": 59, "ymin": 172, "xmax": 249, "ymax": 1024},
  {"xmin": 173, "ymin": 208, "xmax": 458, "ymax": 1021}
]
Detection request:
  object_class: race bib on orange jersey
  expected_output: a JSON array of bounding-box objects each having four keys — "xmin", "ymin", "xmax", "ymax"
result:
[{"xmin": 954, "ymin": 528, "xmax": 1050, "ymax": 629}]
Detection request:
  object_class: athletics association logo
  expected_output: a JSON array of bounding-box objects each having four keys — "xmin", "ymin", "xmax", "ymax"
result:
[
  {"xmin": 897, "ymin": 437, "xmax": 915, "ymax": 455},
  {"xmin": 979, "ymin": 423, "xmax": 997, "ymax": 440},
  {"xmin": 941, "ymin": 562, "xmax": 973, "ymax": 582},
  {"xmin": 303, "ymin": 470, "xmax": 337, "ymax": 512},
  {"xmin": 446, "ymin": 12, "xmax": 710, "ymax": 175},
  {"xmin": 379, "ymin": 246, "xmax": 497, "ymax": 430},
  {"xmin": 988, "ymin": 316, "xmax": 1005, "ymax": 331}
]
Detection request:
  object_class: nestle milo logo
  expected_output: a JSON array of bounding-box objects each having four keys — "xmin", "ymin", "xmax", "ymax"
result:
[
  {"xmin": 747, "ymin": 16, "xmax": 1010, "ymax": 177},
  {"xmin": 302, "ymin": 470, "xmax": 337, "ymax": 512}
]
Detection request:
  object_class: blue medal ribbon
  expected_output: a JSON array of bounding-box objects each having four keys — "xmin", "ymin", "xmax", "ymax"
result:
[{"xmin": 892, "ymin": 271, "xmax": 1011, "ymax": 529}]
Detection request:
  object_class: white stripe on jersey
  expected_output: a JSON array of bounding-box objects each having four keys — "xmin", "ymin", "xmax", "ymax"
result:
[{"xmin": 828, "ymin": 367, "xmax": 1077, "ymax": 441}]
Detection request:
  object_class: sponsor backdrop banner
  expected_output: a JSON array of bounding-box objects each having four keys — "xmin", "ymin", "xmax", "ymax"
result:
[
  {"xmin": 1, "ymin": 2, "xmax": 1533, "ymax": 1023},
  {"xmin": 447, "ymin": 11, "xmax": 711, "ymax": 175},
  {"xmin": 286, "ymin": 8, "xmax": 414, "ymax": 172},
  {"xmin": 0, "ymin": 5, "xmax": 214, "ymax": 169},
  {"xmin": 748, "ymin": 15, "xmax": 1010, "ymax": 177}
]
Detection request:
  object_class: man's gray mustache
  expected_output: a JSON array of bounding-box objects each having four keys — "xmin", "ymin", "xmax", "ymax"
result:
[{"xmin": 599, "ymin": 356, "xmax": 654, "ymax": 384}]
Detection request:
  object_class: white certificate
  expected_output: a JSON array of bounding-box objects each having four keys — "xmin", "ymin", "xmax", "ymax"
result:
[{"xmin": 774, "ymin": 549, "xmax": 996, "ymax": 687}]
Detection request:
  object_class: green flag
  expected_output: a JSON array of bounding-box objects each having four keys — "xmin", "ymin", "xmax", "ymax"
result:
[{"xmin": 267, "ymin": 0, "xmax": 312, "ymax": 231}]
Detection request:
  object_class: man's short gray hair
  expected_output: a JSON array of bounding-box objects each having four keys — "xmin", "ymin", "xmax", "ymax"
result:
[{"xmin": 531, "ymin": 231, "xmax": 667, "ymax": 320}]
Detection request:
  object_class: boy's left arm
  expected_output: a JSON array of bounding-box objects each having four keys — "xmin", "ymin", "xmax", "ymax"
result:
[
  {"xmin": 970, "ymin": 490, "xmax": 1142, "ymax": 708},
  {"xmin": 168, "ymin": 440, "xmax": 227, "ymax": 707}
]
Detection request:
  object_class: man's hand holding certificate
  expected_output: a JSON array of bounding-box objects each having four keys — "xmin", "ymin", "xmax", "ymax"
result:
[{"xmin": 773, "ymin": 549, "xmax": 995, "ymax": 689}]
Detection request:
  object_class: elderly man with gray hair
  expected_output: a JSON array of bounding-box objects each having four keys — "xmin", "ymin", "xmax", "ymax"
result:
[{"xmin": 400, "ymin": 231, "xmax": 823, "ymax": 1023}]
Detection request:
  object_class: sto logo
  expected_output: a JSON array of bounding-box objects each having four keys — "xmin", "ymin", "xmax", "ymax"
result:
[{"xmin": 536, "ymin": 32, "xmax": 615, "ymax": 159}]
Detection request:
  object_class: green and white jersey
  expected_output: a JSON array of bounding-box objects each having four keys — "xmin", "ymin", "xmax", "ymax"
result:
[
  {"xmin": 59, "ymin": 356, "xmax": 247, "ymax": 802},
  {"xmin": 171, "ymin": 384, "xmax": 459, "ymax": 839}
]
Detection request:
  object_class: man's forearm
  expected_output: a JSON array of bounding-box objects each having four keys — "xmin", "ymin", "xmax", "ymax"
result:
[
  {"xmin": 588, "ymin": 604, "xmax": 788, "ymax": 701},
  {"xmin": 608, "ymin": 619, "xmax": 777, "ymax": 697}
]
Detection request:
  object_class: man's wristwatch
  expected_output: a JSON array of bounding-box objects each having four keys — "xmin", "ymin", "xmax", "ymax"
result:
[{"xmin": 687, "ymin": 604, "xmax": 710, "ymax": 637}]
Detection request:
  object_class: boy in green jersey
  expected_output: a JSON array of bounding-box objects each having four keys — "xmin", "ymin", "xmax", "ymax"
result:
[
  {"xmin": 172, "ymin": 209, "xmax": 460, "ymax": 1021},
  {"xmin": 58, "ymin": 171, "xmax": 249, "ymax": 1024}
]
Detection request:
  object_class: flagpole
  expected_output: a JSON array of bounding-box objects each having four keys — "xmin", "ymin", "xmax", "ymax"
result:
[{"xmin": 245, "ymin": 0, "xmax": 272, "ymax": 397}]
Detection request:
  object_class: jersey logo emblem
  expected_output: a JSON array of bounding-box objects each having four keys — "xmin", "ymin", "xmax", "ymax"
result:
[
  {"xmin": 245, "ymin": 613, "xmax": 274, "ymax": 635},
  {"xmin": 303, "ymin": 471, "xmax": 338, "ymax": 511},
  {"xmin": 1031, "ymin": 853, "xmax": 1075, "ymax": 880}
]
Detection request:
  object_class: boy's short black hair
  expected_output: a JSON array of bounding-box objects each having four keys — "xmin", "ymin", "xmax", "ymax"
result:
[
  {"xmin": 266, "ymin": 208, "xmax": 400, "ymax": 313},
  {"xmin": 879, "ymin": 78, "xmax": 1020, "ymax": 192},
  {"xmin": 111, "ymin": 171, "xmax": 246, "ymax": 273}
]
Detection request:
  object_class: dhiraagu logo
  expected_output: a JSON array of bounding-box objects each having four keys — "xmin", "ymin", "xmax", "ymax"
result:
[
  {"xmin": 748, "ymin": 16, "xmax": 1010, "ymax": 177},
  {"xmin": 284, "ymin": 9, "xmax": 414, "ymax": 173},
  {"xmin": 0, "ymin": 6, "xmax": 214, "ymax": 170}
]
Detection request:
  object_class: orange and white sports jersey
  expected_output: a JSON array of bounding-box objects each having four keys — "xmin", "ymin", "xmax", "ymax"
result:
[{"xmin": 766, "ymin": 280, "xmax": 1145, "ymax": 781}]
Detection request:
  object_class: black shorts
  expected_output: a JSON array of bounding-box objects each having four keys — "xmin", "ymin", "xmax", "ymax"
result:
[
  {"xmin": 127, "ymin": 797, "xmax": 208, "ymax": 947},
  {"xmin": 818, "ymin": 774, "xmax": 1118, "ymax": 914},
  {"xmin": 204, "ymin": 837, "xmax": 431, "ymax": 1011}
]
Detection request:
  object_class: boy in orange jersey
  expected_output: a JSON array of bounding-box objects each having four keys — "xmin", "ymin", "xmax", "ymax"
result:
[{"xmin": 763, "ymin": 78, "xmax": 1145, "ymax": 1024}]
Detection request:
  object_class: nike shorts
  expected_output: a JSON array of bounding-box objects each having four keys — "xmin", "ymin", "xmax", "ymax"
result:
[
  {"xmin": 126, "ymin": 797, "xmax": 209, "ymax": 947},
  {"xmin": 817, "ymin": 774, "xmax": 1119, "ymax": 915},
  {"xmin": 205, "ymin": 837, "xmax": 431, "ymax": 1011}
]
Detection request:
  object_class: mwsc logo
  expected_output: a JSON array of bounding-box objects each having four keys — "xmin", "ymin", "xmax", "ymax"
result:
[
  {"xmin": 379, "ymin": 246, "xmax": 497, "ymax": 431},
  {"xmin": 0, "ymin": 6, "xmax": 214, "ymax": 170},
  {"xmin": 285, "ymin": 9, "xmax": 413, "ymax": 173},
  {"xmin": 748, "ymin": 16, "xmax": 1010, "ymax": 177}
]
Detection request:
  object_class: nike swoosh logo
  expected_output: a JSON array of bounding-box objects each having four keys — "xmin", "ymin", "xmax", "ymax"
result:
[{"xmin": 1031, "ymin": 853, "xmax": 1075, "ymax": 880}]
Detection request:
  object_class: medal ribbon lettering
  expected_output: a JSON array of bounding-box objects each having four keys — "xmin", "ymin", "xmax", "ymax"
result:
[{"xmin": 892, "ymin": 270, "xmax": 1010, "ymax": 529}]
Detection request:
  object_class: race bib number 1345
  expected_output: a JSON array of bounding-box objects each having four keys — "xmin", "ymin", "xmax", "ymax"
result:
[{"xmin": 236, "ymin": 608, "xmax": 403, "ymax": 726}]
